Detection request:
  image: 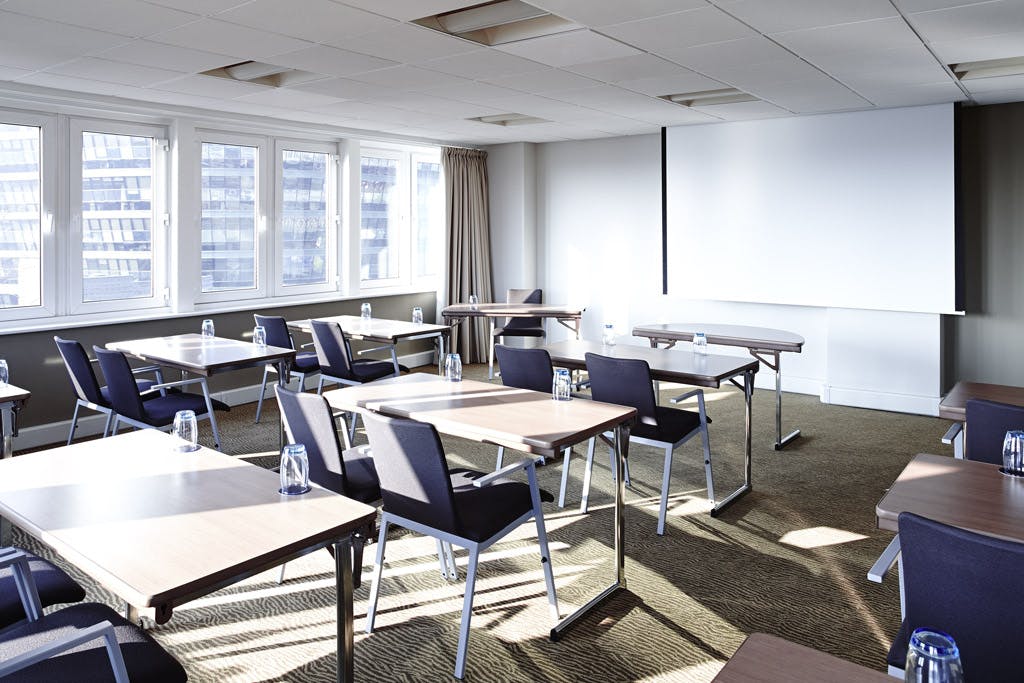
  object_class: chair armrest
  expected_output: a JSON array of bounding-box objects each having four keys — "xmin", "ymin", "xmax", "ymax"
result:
[
  {"xmin": 670, "ymin": 388, "xmax": 705, "ymax": 404},
  {"xmin": 942, "ymin": 422, "xmax": 962, "ymax": 445},
  {"xmin": 474, "ymin": 457, "xmax": 542, "ymax": 487},
  {"xmin": 130, "ymin": 364, "xmax": 162, "ymax": 375},
  {"xmin": 0, "ymin": 620, "xmax": 131, "ymax": 683},
  {"xmin": 867, "ymin": 535, "xmax": 901, "ymax": 584},
  {"xmin": 357, "ymin": 344, "xmax": 392, "ymax": 355},
  {"xmin": 300, "ymin": 341, "xmax": 315, "ymax": 349},
  {"xmin": 0, "ymin": 548, "xmax": 43, "ymax": 621}
]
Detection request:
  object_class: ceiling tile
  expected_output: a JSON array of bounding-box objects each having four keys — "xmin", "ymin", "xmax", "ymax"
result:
[
  {"xmin": 44, "ymin": 57, "xmax": 185, "ymax": 86},
  {"xmin": 265, "ymin": 45, "xmax": 397, "ymax": 77},
  {"xmin": 150, "ymin": 18, "xmax": 313, "ymax": 60},
  {"xmin": 0, "ymin": 65, "xmax": 32, "ymax": 80},
  {"xmin": 565, "ymin": 54, "xmax": 690, "ymax": 83},
  {"xmin": 373, "ymin": 93, "xmax": 504, "ymax": 118},
  {"xmin": 289, "ymin": 76, "xmax": 396, "ymax": 99},
  {"xmin": 2, "ymin": 0, "xmax": 199, "ymax": 37},
  {"xmin": 699, "ymin": 54, "xmax": 826, "ymax": 90},
  {"xmin": 421, "ymin": 50, "xmax": 544, "ymax": 80},
  {"xmin": 859, "ymin": 81, "xmax": 967, "ymax": 105},
  {"xmin": 232, "ymin": 87, "xmax": 345, "ymax": 108},
  {"xmin": 659, "ymin": 36, "xmax": 797, "ymax": 71},
  {"xmin": 529, "ymin": 0, "xmax": 707, "ymax": 27},
  {"xmin": 970, "ymin": 86, "xmax": 1024, "ymax": 104},
  {"xmin": 347, "ymin": 65, "xmax": 471, "ymax": 90},
  {"xmin": 334, "ymin": 1, "xmax": 482, "ymax": 22},
  {"xmin": 495, "ymin": 29, "xmax": 641, "ymax": 68},
  {"xmin": 691, "ymin": 99, "xmax": 791, "ymax": 120},
  {"xmin": 774, "ymin": 17, "xmax": 922, "ymax": 58},
  {"xmin": 332, "ymin": 22, "xmax": 478, "ymax": 62},
  {"xmin": 816, "ymin": 46, "xmax": 951, "ymax": 84},
  {"xmin": 909, "ymin": 1, "xmax": 1024, "ymax": 43},
  {"xmin": 616, "ymin": 71, "xmax": 727, "ymax": 96},
  {"xmin": 720, "ymin": 0, "xmax": 898, "ymax": 34},
  {"xmin": 893, "ymin": 0, "xmax": 994, "ymax": 10},
  {"xmin": 12, "ymin": 72, "xmax": 132, "ymax": 96},
  {"xmin": 747, "ymin": 77, "xmax": 872, "ymax": 112},
  {"xmin": 0, "ymin": 10, "xmax": 133, "ymax": 54},
  {"xmin": 599, "ymin": 7, "xmax": 755, "ymax": 52},
  {"xmin": 153, "ymin": 73, "xmax": 271, "ymax": 98},
  {"xmin": 477, "ymin": 93, "xmax": 605, "ymax": 120},
  {"xmin": 0, "ymin": 39, "xmax": 85, "ymax": 70},
  {"xmin": 218, "ymin": 0, "xmax": 395, "ymax": 43},
  {"xmin": 143, "ymin": 0, "xmax": 250, "ymax": 15},
  {"xmin": 961, "ymin": 73, "xmax": 1024, "ymax": 93},
  {"xmin": 930, "ymin": 31, "xmax": 1024, "ymax": 64},
  {"xmin": 95, "ymin": 40, "xmax": 235, "ymax": 73},
  {"xmin": 419, "ymin": 80, "xmax": 532, "ymax": 102},
  {"xmin": 483, "ymin": 68, "xmax": 600, "ymax": 93}
]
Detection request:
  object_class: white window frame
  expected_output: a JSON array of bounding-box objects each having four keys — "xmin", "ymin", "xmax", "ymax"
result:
[
  {"xmin": 273, "ymin": 139, "xmax": 340, "ymax": 298},
  {"xmin": 67, "ymin": 118, "xmax": 170, "ymax": 315},
  {"xmin": 0, "ymin": 110, "xmax": 57, "ymax": 323},
  {"xmin": 194, "ymin": 131, "xmax": 269, "ymax": 305}
]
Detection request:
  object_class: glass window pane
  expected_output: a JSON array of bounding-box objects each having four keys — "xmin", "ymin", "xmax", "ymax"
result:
[
  {"xmin": 81, "ymin": 131, "xmax": 155, "ymax": 303},
  {"xmin": 0, "ymin": 123, "xmax": 42, "ymax": 309},
  {"xmin": 201, "ymin": 142, "xmax": 257, "ymax": 292},
  {"xmin": 281, "ymin": 149, "xmax": 329, "ymax": 287},
  {"xmin": 414, "ymin": 160, "xmax": 443, "ymax": 278},
  {"xmin": 360, "ymin": 155, "xmax": 399, "ymax": 281}
]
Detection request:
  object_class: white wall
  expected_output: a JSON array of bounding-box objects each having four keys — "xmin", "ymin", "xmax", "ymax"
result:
[
  {"xmin": 489, "ymin": 133, "xmax": 943, "ymax": 415},
  {"xmin": 487, "ymin": 142, "xmax": 536, "ymax": 298}
]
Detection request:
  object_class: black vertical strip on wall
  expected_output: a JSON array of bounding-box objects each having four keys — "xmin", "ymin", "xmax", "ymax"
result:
[
  {"xmin": 953, "ymin": 103, "xmax": 965, "ymax": 312},
  {"xmin": 661, "ymin": 126, "xmax": 668, "ymax": 295}
]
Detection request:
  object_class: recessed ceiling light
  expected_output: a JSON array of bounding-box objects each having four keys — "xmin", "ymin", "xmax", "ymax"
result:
[
  {"xmin": 660, "ymin": 87, "xmax": 759, "ymax": 107},
  {"xmin": 470, "ymin": 112, "xmax": 549, "ymax": 126},
  {"xmin": 200, "ymin": 61, "xmax": 322, "ymax": 88},
  {"xmin": 414, "ymin": 0, "xmax": 581, "ymax": 46},
  {"xmin": 950, "ymin": 56, "xmax": 1024, "ymax": 81}
]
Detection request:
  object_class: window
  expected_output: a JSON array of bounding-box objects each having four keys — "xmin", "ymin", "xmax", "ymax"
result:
[
  {"xmin": 200, "ymin": 140, "xmax": 261, "ymax": 294},
  {"xmin": 0, "ymin": 123, "xmax": 43, "ymax": 310},
  {"xmin": 413, "ymin": 155, "xmax": 444, "ymax": 278},
  {"xmin": 360, "ymin": 151, "xmax": 401, "ymax": 283},
  {"xmin": 275, "ymin": 141, "xmax": 337, "ymax": 296}
]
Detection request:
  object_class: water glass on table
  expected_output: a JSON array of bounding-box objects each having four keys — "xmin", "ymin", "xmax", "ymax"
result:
[
  {"xmin": 412, "ymin": 306, "xmax": 424, "ymax": 324},
  {"xmin": 693, "ymin": 332, "xmax": 708, "ymax": 354},
  {"xmin": 445, "ymin": 353, "xmax": 462, "ymax": 382},
  {"xmin": 361, "ymin": 302, "xmax": 372, "ymax": 321},
  {"xmin": 0, "ymin": 359, "xmax": 7, "ymax": 386},
  {"xmin": 172, "ymin": 410, "xmax": 199, "ymax": 452},
  {"xmin": 469, "ymin": 294, "xmax": 479, "ymax": 309},
  {"xmin": 201, "ymin": 319, "xmax": 215, "ymax": 339},
  {"xmin": 552, "ymin": 368, "xmax": 572, "ymax": 401},
  {"xmin": 252, "ymin": 325, "xmax": 267, "ymax": 347},
  {"xmin": 601, "ymin": 323, "xmax": 616, "ymax": 347},
  {"xmin": 1003, "ymin": 430, "xmax": 1024, "ymax": 475},
  {"xmin": 279, "ymin": 443, "xmax": 311, "ymax": 495},
  {"xmin": 904, "ymin": 628, "xmax": 963, "ymax": 683}
]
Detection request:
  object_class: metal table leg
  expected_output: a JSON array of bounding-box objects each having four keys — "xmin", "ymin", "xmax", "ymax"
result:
[
  {"xmin": 335, "ymin": 536, "xmax": 355, "ymax": 683},
  {"xmin": 550, "ymin": 421, "xmax": 630, "ymax": 640},
  {"xmin": 711, "ymin": 368, "xmax": 754, "ymax": 517},
  {"xmin": 198, "ymin": 378, "xmax": 222, "ymax": 451},
  {"xmin": 276, "ymin": 360, "xmax": 290, "ymax": 450},
  {"xmin": 752, "ymin": 350, "xmax": 800, "ymax": 450}
]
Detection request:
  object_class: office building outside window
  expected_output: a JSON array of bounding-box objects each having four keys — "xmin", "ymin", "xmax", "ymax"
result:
[
  {"xmin": 201, "ymin": 142, "xmax": 258, "ymax": 292},
  {"xmin": 0, "ymin": 123, "xmax": 42, "ymax": 309},
  {"xmin": 281, "ymin": 149, "xmax": 330, "ymax": 287},
  {"xmin": 360, "ymin": 154, "xmax": 399, "ymax": 282}
]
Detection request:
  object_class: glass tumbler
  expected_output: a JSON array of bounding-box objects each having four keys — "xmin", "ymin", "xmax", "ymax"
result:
[
  {"xmin": 201, "ymin": 319, "xmax": 215, "ymax": 338},
  {"xmin": 445, "ymin": 353, "xmax": 463, "ymax": 382},
  {"xmin": 279, "ymin": 443, "xmax": 311, "ymax": 495},
  {"xmin": 252, "ymin": 325, "xmax": 267, "ymax": 347},
  {"xmin": 601, "ymin": 323, "xmax": 616, "ymax": 347},
  {"xmin": 552, "ymin": 368, "xmax": 572, "ymax": 401},
  {"xmin": 469, "ymin": 294, "xmax": 479, "ymax": 309},
  {"xmin": 693, "ymin": 331, "xmax": 708, "ymax": 355},
  {"xmin": 1003, "ymin": 430, "xmax": 1024, "ymax": 475},
  {"xmin": 361, "ymin": 302, "xmax": 372, "ymax": 321},
  {"xmin": 0, "ymin": 359, "xmax": 7, "ymax": 386},
  {"xmin": 412, "ymin": 306, "xmax": 424, "ymax": 324},
  {"xmin": 904, "ymin": 628, "xmax": 964, "ymax": 683},
  {"xmin": 173, "ymin": 410, "xmax": 199, "ymax": 452}
]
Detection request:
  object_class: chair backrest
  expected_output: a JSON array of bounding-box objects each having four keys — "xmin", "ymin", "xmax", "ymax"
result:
[
  {"xmin": 254, "ymin": 314, "xmax": 293, "ymax": 350},
  {"xmin": 93, "ymin": 347, "xmax": 147, "ymax": 422},
  {"xmin": 899, "ymin": 511, "xmax": 1024, "ymax": 680},
  {"xmin": 53, "ymin": 337, "xmax": 104, "ymax": 405},
  {"xmin": 362, "ymin": 412, "xmax": 460, "ymax": 535},
  {"xmin": 310, "ymin": 320, "xmax": 355, "ymax": 380},
  {"xmin": 585, "ymin": 352, "xmax": 659, "ymax": 426},
  {"xmin": 275, "ymin": 386, "xmax": 348, "ymax": 494},
  {"xmin": 504, "ymin": 288, "xmax": 542, "ymax": 330},
  {"xmin": 495, "ymin": 345, "xmax": 553, "ymax": 393},
  {"xmin": 965, "ymin": 398, "xmax": 1024, "ymax": 464}
]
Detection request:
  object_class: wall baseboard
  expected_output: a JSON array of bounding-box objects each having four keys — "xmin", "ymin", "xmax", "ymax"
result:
[
  {"xmin": 822, "ymin": 385, "xmax": 940, "ymax": 417},
  {"xmin": 13, "ymin": 350, "xmax": 436, "ymax": 451}
]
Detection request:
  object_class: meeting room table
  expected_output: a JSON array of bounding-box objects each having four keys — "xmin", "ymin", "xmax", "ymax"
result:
[
  {"xmin": 712, "ymin": 633, "xmax": 891, "ymax": 682},
  {"xmin": 0, "ymin": 429, "xmax": 376, "ymax": 682},
  {"xmin": 322, "ymin": 372, "xmax": 636, "ymax": 641},
  {"xmin": 106, "ymin": 333, "xmax": 295, "ymax": 449},
  {"xmin": 937, "ymin": 380, "xmax": 1024, "ymax": 459},
  {"xmin": 543, "ymin": 339, "xmax": 759, "ymax": 517},
  {"xmin": 632, "ymin": 323, "xmax": 804, "ymax": 450}
]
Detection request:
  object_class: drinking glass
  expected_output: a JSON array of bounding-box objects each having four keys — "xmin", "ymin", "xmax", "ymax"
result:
[
  {"xmin": 361, "ymin": 302, "xmax": 372, "ymax": 321},
  {"xmin": 412, "ymin": 306, "xmax": 424, "ymax": 324},
  {"xmin": 693, "ymin": 331, "xmax": 708, "ymax": 355},
  {"xmin": 279, "ymin": 443, "xmax": 311, "ymax": 495},
  {"xmin": 904, "ymin": 628, "xmax": 964, "ymax": 683},
  {"xmin": 601, "ymin": 323, "xmax": 616, "ymax": 347},
  {"xmin": 445, "ymin": 353, "xmax": 463, "ymax": 382},
  {"xmin": 201, "ymin": 319, "xmax": 215, "ymax": 338},
  {"xmin": 0, "ymin": 359, "xmax": 7, "ymax": 386},
  {"xmin": 252, "ymin": 325, "xmax": 267, "ymax": 347},
  {"xmin": 1003, "ymin": 430, "xmax": 1024, "ymax": 475},
  {"xmin": 552, "ymin": 367, "xmax": 572, "ymax": 401},
  {"xmin": 172, "ymin": 410, "xmax": 199, "ymax": 452},
  {"xmin": 469, "ymin": 294, "xmax": 479, "ymax": 309}
]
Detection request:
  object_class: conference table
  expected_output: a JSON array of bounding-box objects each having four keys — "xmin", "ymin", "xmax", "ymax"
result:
[
  {"xmin": 322, "ymin": 373, "xmax": 636, "ymax": 641},
  {"xmin": 0, "ymin": 429, "xmax": 376, "ymax": 683},
  {"xmin": 713, "ymin": 633, "xmax": 890, "ymax": 682},
  {"xmin": 441, "ymin": 302, "xmax": 584, "ymax": 379},
  {"xmin": 937, "ymin": 380, "xmax": 1024, "ymax": 459},
  {"xmin": 107, "ymin": 333, "xmax": 296, "ymax": 449},
  {"xmin": 288, "ymin": 314, "xmax": 450, "ymax": 375},
  {"xmin": 633, "ymin": 323, "xmax": 804, "ymax": 450},
  {"xmin": 543, "ymin": 340, "xmax": 760, "ymax": 517}
]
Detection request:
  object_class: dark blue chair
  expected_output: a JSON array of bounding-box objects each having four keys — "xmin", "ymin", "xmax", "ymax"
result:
[
  {"xmin": 492, "ymin": 288, "xmax": 545, "ymax": 344},
  {"xmin": 887, "ymin": 512, "xmax": 1024, "ymax": 681},
  {"xmin": 54, "ymin": 337, "xmax": 163, "ymax": 445},
  {"xmin": 94, "ymin": 347, "xmax": 215, "ymax": 443},
  {"xmin": 252, "ymin": 314, "xmax": 321, "ymax": 424},
  {"xmin": 362, "ymin": 412, "xmax": 558, "ymax": 680},
  {"xmin": 583, "ymin": 352, "xmax": 711, "ymax": 535},
  {"xmin": 0, "ymin": 548, "xmax": 186, "ymax": 682},
  {"xmin": 0, "ymin": 548, "xmax": 85, "ymax": 629},
  {"xmin": 964, "ymin": 398, "xmax": 1024, "ymax": 464}
]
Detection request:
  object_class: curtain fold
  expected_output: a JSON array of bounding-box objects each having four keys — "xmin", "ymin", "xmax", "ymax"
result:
[{"xmin": 443, "ymin": 147, "xmax": 493, "ymax": 363}]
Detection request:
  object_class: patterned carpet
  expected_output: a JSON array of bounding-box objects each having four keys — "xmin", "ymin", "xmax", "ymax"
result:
[{"xmin": 12, "ymin": 364, "xmax": 948, "ymax": 681}]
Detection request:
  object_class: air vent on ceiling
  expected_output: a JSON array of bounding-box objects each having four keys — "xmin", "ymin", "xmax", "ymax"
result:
[
  {"xmin": 469, "ymin": 112, "xmax": 549, "ymax": 126},
  {"xmin": 660, "ymin": 87, "xmax": 759, "ymax": 107},
  {"xmin": 414, "ymin": 0, "xmax": 581, "ymax": 46},
  {"xmin": 199, "ymin": 61, "xmax": 321, "ymax": 88},
  {"xmin": 950, "ymin": 56, "xmax": 1024, "ymax": 81}
]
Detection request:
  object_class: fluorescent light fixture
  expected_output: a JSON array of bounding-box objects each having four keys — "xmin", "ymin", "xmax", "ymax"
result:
[
  {"xmin": 414, "ymin": 0, "xmax": 580, "ymax": 46},
  {"xmin": 951, "ymin": 56, "xmax": 1024, "ymax": 80},
  {"xmin": 470, "ymin": 112, "xmax": 549, "ymax": 126},
  {"xmin": 200, "ymin": 61, "xmax": 323, "ymax": 88},
  {"xmin": 661, "ymin": 88, "xmax": 759, "ymax": 107}
]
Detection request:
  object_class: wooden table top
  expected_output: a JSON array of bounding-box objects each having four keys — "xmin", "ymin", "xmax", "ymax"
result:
[
  {"xmin": 0, "ymin": 430, "xmax": 375, "ymax": 614},
  {"xmin": 938, "ymin": 380, "xmax": 1024, "ymax": 421},
  {"xmin": 107, "ymin": 333, "xmax": 295, "ymax": 376},
  {"xmin": 442, "ymin": 303, "xmax": 584, "ymax": 319},
  {"xmin": 0, "ymin": 383, "xmax": 29, "ymax": 404},
  {"xmin": 712, "ymin": 633, "xmax": 890, "ymax": 682},
  {"xmin": 324, "ymin": 373, "xmax": 635, "ymax": 458},
  {"xmin": 876, "ymin": 453, "xmax": 1024, "ymax": 542},
  {"xmin": 542, "ymin": 340, "xmax": 759, "ymax": 388},
  {"xmin": 288, "ymin": 315, "xmax": 449, "ymax": 342},
  {"xmin": 632, "ymin": 323, "xmax": 804, "ymax": 353}
]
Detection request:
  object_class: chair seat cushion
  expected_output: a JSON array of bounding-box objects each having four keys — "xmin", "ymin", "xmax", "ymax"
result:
[
  {"xmin": 887, "ymin": 619, "xmax": 911, "ymax": 671},
  {"xmin": 141, "ymin": 392, "xmax": 212, "ymax": 426},
  {"xmin": 0, "ymin": 553, "xmax": 85, "ymax": 629},
  {"xmin": 99, "ymin": 379, "xmax": 156, "ymax": 405},
  {"xmin": 449, "ymin": 468, "xmax": 534, "ymax": 542},
  {"xmin": 341, "ymin": 445, "xmax": 381, "ymax": 504},
  {"xmin": 632, "ymin": 406, "xmax": 703, "ymax": 443},
  {"xmin": 293, "ymin": 351, "xmax": 320, "ymax": 372},
  {"xmin": 351, "ymin": 359, "xmax": 396, "ymax": 383},
  {"xmin": 0, "ymin": 602, "xmax": 187, "ymax": 682},
  {"xmin": 493, "ymin": 326, "xmax": 545, "ymax": 338}
]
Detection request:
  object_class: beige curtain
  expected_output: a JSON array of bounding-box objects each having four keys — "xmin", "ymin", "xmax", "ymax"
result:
[{"xmin": 443, "ymin": 147, "xmax": 493, "ymax": 363}]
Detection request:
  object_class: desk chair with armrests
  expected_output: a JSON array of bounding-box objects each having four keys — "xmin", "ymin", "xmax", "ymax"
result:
[
  {"xmin": 0, "ymin": 548, "xmax": 85, "ymax": 629},
  {"xmin": 252, "ymin": 314, "xmax": 321, "ymax": 424}
]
